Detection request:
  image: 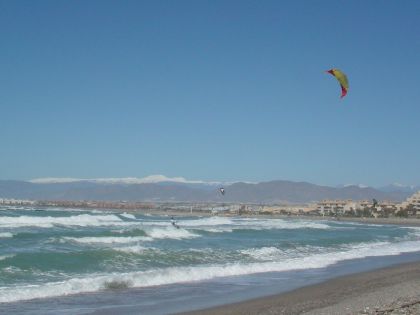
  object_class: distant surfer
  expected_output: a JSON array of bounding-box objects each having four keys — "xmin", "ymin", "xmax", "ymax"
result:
[{"xmin": 171, "ymin": 216, "xmax": 180, "ymax": 229}]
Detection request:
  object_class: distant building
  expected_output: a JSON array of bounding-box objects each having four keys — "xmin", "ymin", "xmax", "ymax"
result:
[
  {"xmin": 257, "ymin": 205, "xmax": 315, "ymax": 215},
  {"xmin": 316, "ymin": 200, "xmax": 354, "ymax": 215},
  {"xmin": 315, "ymin": 199, "xmax": 399, "ymax": 217},
  {"xmin": 397, "ymin": 191, "xmax": 420, "ymax": 211},
  {"xmin": 0, "ymin": 198, "xmax": 36, "ymax": 205}
]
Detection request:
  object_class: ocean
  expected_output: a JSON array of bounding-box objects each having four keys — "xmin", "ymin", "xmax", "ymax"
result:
[{"xmin": 1, "ymin": 206, "xmax": 420, "ymax": 314}]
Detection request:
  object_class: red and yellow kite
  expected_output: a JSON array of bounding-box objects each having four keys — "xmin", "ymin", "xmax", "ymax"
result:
[{"xmin": 326, "ymin": 68, "xmax": 349, "ymax": 98}]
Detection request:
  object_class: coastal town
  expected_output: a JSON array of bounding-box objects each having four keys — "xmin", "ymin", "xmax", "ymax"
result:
[
  {"xmin": 2, "ymin": 1, "xmax": 419, "ymax": 314},
  {"xmin": 2, "ymin": 190, "xmax": 420, "ymax": 219}
]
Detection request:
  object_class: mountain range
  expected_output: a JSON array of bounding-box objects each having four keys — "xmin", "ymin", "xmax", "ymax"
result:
[{"xmin": 0, "ymin": 177, "xmax": 416, "ymax": 203}]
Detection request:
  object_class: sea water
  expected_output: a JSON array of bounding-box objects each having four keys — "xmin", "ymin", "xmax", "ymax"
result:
[{"xmin": 1, "ymin": 206, "xmax": 420, "ymax": 314}]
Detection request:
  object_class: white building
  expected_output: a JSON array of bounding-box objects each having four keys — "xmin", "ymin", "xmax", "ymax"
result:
[
  {"xmin": 317, "ymin": 200, "xmax": 356, "ymax": 215},
  {"xmin": 398, "ymin": 191, "xmax": 420, "ymax": 211}
]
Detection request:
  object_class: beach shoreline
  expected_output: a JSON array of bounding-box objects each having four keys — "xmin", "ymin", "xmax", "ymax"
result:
[
  {"xmin": 2, "ymin": 207, "xmax": 420, "ymax": 314},
  {"xmin": 180, "ymin": 261, "xmax": 420, "ymax": 315}
]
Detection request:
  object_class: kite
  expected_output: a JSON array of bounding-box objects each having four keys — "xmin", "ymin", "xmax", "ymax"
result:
[{"xmin": 326, "ymin": 68, "xmax": 349, "ymax": 98}]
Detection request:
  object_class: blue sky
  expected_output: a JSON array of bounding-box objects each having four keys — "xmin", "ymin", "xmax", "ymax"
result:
[{"xmin": 1, "ymin": 0, "xmax": 419, "ymax": 186}]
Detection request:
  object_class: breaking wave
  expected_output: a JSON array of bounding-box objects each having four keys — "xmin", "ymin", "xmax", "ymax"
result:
[
  {"xmin": 120, "ymin": 213, "xmax": 136, "ymax": 220},
  {"xmin": 0, "ymin": 214, "xmax": 129, "ymax": 228},
  {"xmin": 0, "ymin": 232, "xmax": 13, "ymax": 238},
  {"xmin": 0, "ymin": 254, "xmax": 15, "ymax": 261},
  {"xmin": 145, "ymin": 227, "xmax": 199, "ymax": 239},
  {"xmin": 112, "ymin": 245, "xmax": 149, "ymax": 254},
  {"xmin": 3, "ymin": 237, "xmax": 420, "ymax": 303},
  {"xmin": 62, "ymin": 236, "xmax": 153, "ymax": 244}
]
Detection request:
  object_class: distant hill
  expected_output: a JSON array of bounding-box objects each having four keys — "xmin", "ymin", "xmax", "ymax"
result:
[
  {"xmin": 0, "ymin": 179, "xmax": 412, "ymax": 203},
  {"xmin": 377, "ymin": 183, "xmax": 420, "ymax": 193},
  {"xmin": 220, "ymin": 181, "xmax": 410, "ymax": 203}
]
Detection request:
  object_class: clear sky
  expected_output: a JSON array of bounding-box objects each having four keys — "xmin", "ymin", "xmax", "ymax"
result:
[{"xmin": 1, "ymin": 0, "xmax": 419, "ymax": 186}]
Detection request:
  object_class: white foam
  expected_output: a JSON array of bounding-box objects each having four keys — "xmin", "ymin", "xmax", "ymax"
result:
[
  {"xmin": 177, "ymin": 216, "xmax": 234, "ymax": 227},
  {"xmin": 231, "ymin": 218, "xmax": 331, "ymax": 230},
  {"xmin": 146, "ymin": 227, "xmax": 199, "ymax": 239},
  {"xmin": 334, "ymin": 221, "xmax": 387, "ymax": 228},
  {"xmin": 0, "ymin": 214, "xmax": 130, "ymax": 228},
  {"xmin": 137, "ymin": 216, "xmax": 233, "ymax": 228},
  {"xmin": 120, "ymin": 213, "xmax": 136, "ymax": 220},
  {"xmin": 0, "ymin": 232, "xmax": 13, "ymax": 238},
  {"xmin": 201, "ymin": 227, "xmax": 234, "ymax": 233},
  {"xmin": 113, "ymin": 245, "xmax": 148, "ymax": 254},
  {"xmin": 0, "ymin": 254, "xmax": 15, "ymax": 261},
  {"xmin": 90, "ymin": 210, "xmax": 107, "ymax": 214},
  {"xmin": 403, "ymin": 226, "xmax": 420, "ymax": 234},
  {"xmin": 241, "ymin": 247, "xmax": 284, "ymax": 260},
  {"xmin": 2, "ymin": 237, "xmax": 420, "ymax": 303},
  {"xmin": 62, "ymin": 236, "xmax": 153, "ymax": 244},
  {"xmin": 154, "ymin": 216, "xmax": 332, "ymax": 232},
  {"xmin": 166, "ymin": 217, "xmax": 331, "ymax": 231}
]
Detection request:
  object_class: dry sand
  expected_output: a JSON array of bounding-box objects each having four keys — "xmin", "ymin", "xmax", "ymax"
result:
[{"xmin": 180, "ymin": 261, "xmax": 420, "ymax": 315}]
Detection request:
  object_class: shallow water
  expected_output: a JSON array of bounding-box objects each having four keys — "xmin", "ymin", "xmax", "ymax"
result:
[{"xmin": 1, "ymin": 206, "xmax": 420, "ymax": 314}]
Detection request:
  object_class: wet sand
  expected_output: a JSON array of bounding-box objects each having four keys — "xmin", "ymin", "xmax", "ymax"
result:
[{"xmin": 181, "ymin": 261, "xmax": 420, "ymax": 315}]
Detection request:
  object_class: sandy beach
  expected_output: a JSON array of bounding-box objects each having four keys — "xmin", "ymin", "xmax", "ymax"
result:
[{"xmin": 181, "ymin": 261, "xmax": 420, "ymax": 315}]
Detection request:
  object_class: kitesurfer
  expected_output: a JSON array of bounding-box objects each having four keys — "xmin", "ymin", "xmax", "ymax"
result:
[{"xmin": 171, "ymin": 216, "xmax": 180, "ymax": 229}]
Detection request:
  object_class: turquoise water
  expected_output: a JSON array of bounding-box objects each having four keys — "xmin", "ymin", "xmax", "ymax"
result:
[{"xmin": 1, "ymin": 206, "xmax": 420, "ymax": 308}]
